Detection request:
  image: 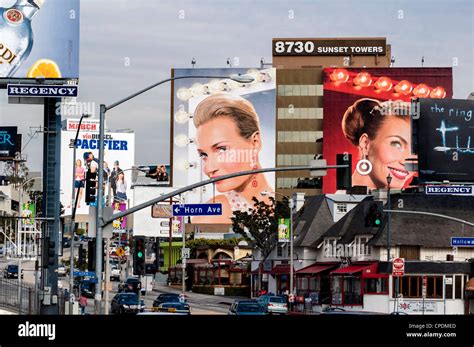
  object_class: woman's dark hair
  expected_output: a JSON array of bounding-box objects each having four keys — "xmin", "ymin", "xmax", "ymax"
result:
[{"xmin": 341, "ymin": 98, "xmax": 411, "ymax": 146}]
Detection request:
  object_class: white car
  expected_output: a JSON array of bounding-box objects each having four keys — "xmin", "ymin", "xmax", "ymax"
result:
[
  {"xmin": 110, "ymin": 265, "xmax": 121, "ymax": 281},
  {"xmin": 57, "ymin": 264, "xmax": 67, "ymax": 277}
]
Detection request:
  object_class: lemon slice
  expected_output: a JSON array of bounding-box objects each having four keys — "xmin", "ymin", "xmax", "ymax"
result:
[{"xmin": 27, "ymin": 59, "xmax": 62, "ymax": 78}]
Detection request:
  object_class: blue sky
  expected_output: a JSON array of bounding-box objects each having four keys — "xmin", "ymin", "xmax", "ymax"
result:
[{"xmin": 0, "ymin": 0, "xmax": 472, "ymax": 172}]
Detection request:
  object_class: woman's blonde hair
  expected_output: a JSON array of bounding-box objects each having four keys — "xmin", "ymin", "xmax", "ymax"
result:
[{"xmin": 193, "ymin": 94, "xmax": 260, "ymax": 139}]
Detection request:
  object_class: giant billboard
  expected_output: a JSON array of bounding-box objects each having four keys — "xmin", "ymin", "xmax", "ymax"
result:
[
  {"xmin": 323, "ymin": 67, "xmax": 453, "ymax": 193},
  {"xmin": 414, "ymin": 98, "xmax": 474, "ymax": 182},
  {"xmin": 0, "ymin": 0, "xmax": 80, "ymax": 79},
  {"xmin": 60, "ymin": 119, "xmax": 135, "ymax": 216},
  {"xmin": 171, "ymin": 68, "xmax": 276, "ymax": 224},
  {"xmin": 0, "ymin": 126, "xmax": 17, "ymax": 159}
]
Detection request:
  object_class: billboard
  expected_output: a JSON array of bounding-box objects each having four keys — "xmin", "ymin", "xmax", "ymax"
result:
[
  {"xmin": 132, "ymin": 164, "xmax": 170, "ymax": 185},
  {"xmin": 414, "ymin": 98, "xmax": 474, "ymax": 182},
  {"xmin": 60, "ymin": 120, "xmax": 135, "ymax": 216},
  {"xmin": 21, "ymin": 201, "xmax": 35, "ymax": 225},
  {"xmin": 171, "ymin": 68, "xmax": 276, "ymax": 224},
  {"xmin": 0, "ymin": 126, "xmax": 17, "ymax": 159},
  {"xmin": 323, "ymin": 68, "xmax": 452, "ymax": 193},
  {"xmin": 278, "ymin": 218, "xmax": 290, "ymax": 243},
  {"xmin": 111, "ymin": 202, "xmax": 127, "ymax": 232},
  {"xmin": 0, "ymin": 0, "xmax": 80, "ymax": 79}
]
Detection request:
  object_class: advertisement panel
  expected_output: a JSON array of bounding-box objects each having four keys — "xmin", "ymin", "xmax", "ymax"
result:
[
  {"xmin": 322, "ymin": 67, "xmax": 452, "ymax": 193},
  {"xmin": 132, "ymin": 164, "xmax": 170, "ymax": 185},
  {"xmin": 21, "ymin": 201, "xmax": 35, "ymax": 225},
  {"xmin": 112, "ymin": 202, "xmax": 126, "ymax": 232},
  {"xmin": 277, "ymin": 218, "xmax": 290, "ymax": 243},
  {"xmin": 415, "ymin": 98, "xmax": 474, "ymax": 182},
  {"xmin": 0, "ymin": 126, "xmax": 17, "ymax": 159},
  {"xmin": 0, "ymin": 0, "xmax": 80, "ymax": 79},
  {"xmin": 60, "ymin": 120, "xmax": 135, "ymax": 216},
  {"xmin": 172, "ymin": 68, "xmax": 276, "ymax": 224}
]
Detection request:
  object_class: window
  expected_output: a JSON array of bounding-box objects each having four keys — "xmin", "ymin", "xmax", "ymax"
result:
[
  {"xmin": 364, "ymin": 278, "xmax": 388, "ymax": 294},
  {"xmin": 426, "ymin": 276, "xmax": 443, "ymax": 298},
  {"xmin": 399, "ymin": 246, "xmax": 420, "ymax": 260},
  {"xmin": 445, "ymin": 276, "xmax": 453, "ymax": 299},
  {"xmin": 354, "ymin": 236, "xmax": 372, "ymax": 256},
  {"xmin": 336, "ymin": 203, "xmax": 347, "ymax": 213},
  {"xmin": 277, "ymin": 245, "xmax": 283, "ymax": 257},
  {"xmin": 331, "ymin": 277, "xmax": 342, "ymax": 304},
  {"xmin": 277, "ymin": 84, "xmax": 321, "ymax": 96},
  {"xmin": 394, "ymin": 276, "xmax": 422, "ymax": 298},
  {"xmin": 455, "ymin": 275, "xmax": 463, "ymax": 299},
  {"xmin": 343, "ymin": 276, "xmax": 362, "ymax": 304}
]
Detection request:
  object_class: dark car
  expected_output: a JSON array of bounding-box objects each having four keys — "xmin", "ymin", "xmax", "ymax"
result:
[
  {"xmin": 228, "ymin": 300, "xmax": 267, "ymax": 315},
  {"xmin": 118, "ymin": 277, "xmax": 144, "ymax": 295},
  {"xmin": 3, "ymin": 265, "xmax": 24, "ymax": 279},
  {"xmin": 62, "ymin": 237, "xmax": 71, "ymax": 248},
  {"xmin": 152, "ymin": 293, "xmax": 182, "ymax": 307},
  {"xmin": 111, "ymin": 293, "xmax": 145, "ymax": 315}
]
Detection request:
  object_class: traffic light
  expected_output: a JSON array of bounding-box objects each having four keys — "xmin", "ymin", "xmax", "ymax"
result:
[
  {"xmin": 85, "ymin": 170, "xmax": 97, "ymax": 205},
  {"xmin": 364, "ymin": 201, "xmax": 384, "ymax": 227},
  {"xmin": 133, "ymin": 236, "xmax": 146, "ymax": 275},
  {"xmin": 78, "ymin": 244, "xmax": 86, "ymax": 267},
  {"xmin": 42, "ymin": 237, "xmax": 56, "ymax": 268},
  {"xmin": 336, "ymin": 153, "xmax": 352, "ymax": 190},
  {"xmin": 87, "ymin": 240, "xmax": 105, "ymax": 272}
]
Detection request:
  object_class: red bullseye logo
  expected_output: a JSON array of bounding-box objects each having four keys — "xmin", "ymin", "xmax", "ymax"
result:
[{"xmin": 5, "ymin": 9, "xmax": 23, "ymax": 24}]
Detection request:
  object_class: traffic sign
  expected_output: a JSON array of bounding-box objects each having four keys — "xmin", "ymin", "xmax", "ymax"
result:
[
  {"xmin": 115, "ymin": 246, "xmax": 126, "ymax": 258},
  {"xmin": 392, "ymin": 257, "xmax": 405, "ymax": 276},
  {"xmin": 181, "ymin": 248, "xmax": 190, "ymax": 259},
  {"xmin": 172, "ymin": 203, "xmax": 222, "ymax": 216},
  {"xmin": 73, "ymin": 271, "xmax": 96, "ymax": 277},
  {"xmin": 451, "ymin": 237, "xmax": 474, "ymax": 247}
]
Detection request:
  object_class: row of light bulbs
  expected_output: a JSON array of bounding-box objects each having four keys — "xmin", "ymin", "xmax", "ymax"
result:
[
  {"xmin": 176, "ymin": 69, "xmax": 272, "ymax": 102},
  {"xmin": 329, "ymin": 68, "xmax": 447, "ymax": 98}
]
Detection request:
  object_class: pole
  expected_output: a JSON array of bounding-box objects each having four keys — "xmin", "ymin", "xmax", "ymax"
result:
[
  {"xmin": 387, "ymin": 177, "xmax": 391, "ymax": 262},
  {"xmin": 69, "ymin": 114, "xmax": 88, "ymax": 314},
  {"xmin": 289, "ymin": 198, "xmax": 294, "ymax": 295},
  {"xmin": 182, "ymin": 216, "xmax": 186, "ymax": 294},
  {"xmin": 95, "ymin": 104, "xmax": 106, "ymax": 314},
  {"xmin": 104, "ymin": 237, "xmax": 110, "ymax": 314}
]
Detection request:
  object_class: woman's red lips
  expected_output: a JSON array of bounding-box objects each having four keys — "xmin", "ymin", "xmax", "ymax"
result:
[{"xmin": 388, "ymin": 166, "xmax": 409, "ymax": 180}]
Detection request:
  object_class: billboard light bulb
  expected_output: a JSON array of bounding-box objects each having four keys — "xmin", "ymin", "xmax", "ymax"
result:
[
  {"xmin": 394, "ymin": 80, "xmax": 413, "ymax": 95},
  {"xmin": 413, "ymin": 83, "xmax": 431, "ymax": 98},
  {"xmin": 430, "ymin": 86, "xmax": 446, "ymax": 99},
  {"xmin": 330, "ymin": 68, "xmax": 349, "ymax": 83},
  {"xmin": 174, "ymin": 110, "xmax": 192, "ymax": 124},
  {"xmin": 353, "ymin": 72, "xmax": 372, "ymax": 87},
  {"xmin": 177, "ymin": 88, "xmax": 192, "ymax": 101},
  {"xmin": 174, "ymin": 133, "xmax": 193, "ymax": 147},
  {"xmin": 374, "ymin": 77, "xmax": 392, "ymax": 92}
]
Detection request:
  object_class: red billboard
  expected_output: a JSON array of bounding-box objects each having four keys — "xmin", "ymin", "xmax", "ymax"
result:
[{"xmin": 323, "ymin": 68, "xmax": 453, "ymax": 193}]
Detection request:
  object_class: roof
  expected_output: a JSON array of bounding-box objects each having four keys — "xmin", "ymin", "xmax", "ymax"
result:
[
  {"xmin": 293, "ymin": 195, "xmax": 335, "ymax": 247},
  {"xmin": 369, "ymin": 194, "xmax": 474, "ymax": 248}
]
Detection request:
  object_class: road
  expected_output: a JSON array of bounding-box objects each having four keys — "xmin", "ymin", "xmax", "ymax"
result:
[{"xmin": 0, "ymin": 248, "xmax": 236, "ymax": 315}]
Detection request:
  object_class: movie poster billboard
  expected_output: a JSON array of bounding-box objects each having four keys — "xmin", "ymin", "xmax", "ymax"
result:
[
  {"xmin": 322, "ymin": 67, "xmax": 453, "ymax": 193},
  {"xmin": 60, "ymin": 120, "xmax": 135, "ymax": 216},
  {"xmin": 171, "ymin": 68, "xmax": 276, "ymax": 224},
  {"xmin": 112, "ymin": 202, "xmax": 127, "ymax": 232},
  {"xmin": 415, "ymin": 98, "xmax": 474, "ymax": 182},
  {"xmin": 0, "ymin": 0, "xmax": 80, "ymax": 79},
  {"xmin": 0, "ymin": 126, "xmax": 17, "ymax": 159}
]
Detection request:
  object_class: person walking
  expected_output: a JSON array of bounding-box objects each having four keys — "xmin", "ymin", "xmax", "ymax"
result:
[{"xmin": 79, "ymin": 294, "xmax": 88, "ymax": 315}]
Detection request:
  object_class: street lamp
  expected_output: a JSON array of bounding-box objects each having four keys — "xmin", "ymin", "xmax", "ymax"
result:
[
  {"xmin": 386, "ymin": 174, "xmax": 392, "ymax": 262},
  {"xmin": 94, "ymin": 73, "xmax": 254, "ymax": 314},
  {"xmin": 260, "ymin": 190, "xmax": 295, "ymax": 296},
  {"xmin": 68, "ymin": 113, "xmax": 90, "ymax": 315}
]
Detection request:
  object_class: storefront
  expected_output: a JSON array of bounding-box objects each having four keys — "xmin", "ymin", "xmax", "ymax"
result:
[{"xmin": 295, "ymin": 263, "xmax": 337, "ymax": 305}]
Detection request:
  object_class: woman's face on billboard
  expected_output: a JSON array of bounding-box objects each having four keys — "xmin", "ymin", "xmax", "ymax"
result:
[
  {"xmin": 366, "ymin": 116, "xmax": 414, "ymax": 188},
  {"xmin": 196, "ymin": 117, "xmax": 258, "ymax": 192}
]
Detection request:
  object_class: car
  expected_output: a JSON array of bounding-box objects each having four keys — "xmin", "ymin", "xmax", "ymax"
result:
[
  {"xmin": 57, "ymin": 264, "xmax": 67, "ymax": 277},
  {"xmin": 118, "ymin": 277, "xmax": 145, "ymax": 295},
  {"xmin": 0, "ymin": 244, "xmax": 4, "ymax": 257},
  {"xmin": 62, "ymin": 237, "xmax": 71, "ymax": 248},
  {"xmin": 228, "ymin": 300, "xmax": 267, "ymax": 315},
  {"xmin": 3, "ymin": 264, "xmax": 24, "ymax": 279},
  {"xmin": 110, "ymin": 265, "xmax": 121, "ymax": 281},
  {"xmin": 110, "ymin": 293, "xmax": 145, "ymax": 315},
  {"xmin": 152, "ymin": 293, "xmax": 182, "ymax": 307},
  {"xmin": 257, "ymin": 295, "xmax": 288, "ymax": 315},
  {"xmin": 155, "ymin": 302, "xmax": 191, "ymax": 315},
  {"xmin": 321, "ymin": 307, "xmax": 385, "ymax": 315}
]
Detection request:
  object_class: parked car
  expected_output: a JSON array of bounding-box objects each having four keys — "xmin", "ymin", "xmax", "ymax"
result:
[
  {"xmin": 228, "ymin": 300, "xmax": 267, "ymax": 315},
  {"xmin": 118, "ymin": 277, "xmax": 144, "ymax": 295},
  {"xmin": 0, "ymin": 244, "xmax": 5, "ymax": 257},
  {"xmin": 152, "ymin": 293, "xmax": 182, "ymax": 307},
  {"xmin": 110, "ymin": 293, "xmax": 145, "ymax": 315},
  {"xmin": 321, "ymin": 307, "xmax": 385, "ymax": 315},
  {"xmin": 3, "ymin": 264, "xmax": 24, "ymax": 279},
  {"xmin": 57, "ymin": 263, "xmax": 67, "ymax": 277},
  {"xmin": 62, "ymin": 237, "xmax": 71, "ymax": 249},
  {"xmin": 257, "ymin": 295, "xmax": 288, "ymax": 315},
  {"xmin": 155, "ymin": 302, "xmax": 191, "ymax": 315}
]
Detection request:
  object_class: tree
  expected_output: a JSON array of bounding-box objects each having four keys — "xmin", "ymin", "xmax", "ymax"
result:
[
  {"xmin": 1, "ymin": 161, "xmax": 32, "ymax": 189},
  {"xmin": 231, "ymin": 197, "xmax": 290, "ymax": 259}
]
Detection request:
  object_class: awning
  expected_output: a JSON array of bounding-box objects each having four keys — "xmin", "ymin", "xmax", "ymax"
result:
[
  {"xmin": 186, "ymin": 259, "xmax": 208, "ymax": 265},
  {"xmin": 296, "ymin": 264, "xmax": 335, "ymax": 275},
  {"xmin": 331, "ymin": 263, "xmax": 378, "ymax": 277},
  {"xmin": 466, "ymin": 278, "xmax": 474, "ymax": 291},
  {"xmin": 270, "ymin": 264, "xmax": 292, "ymax": 275}
]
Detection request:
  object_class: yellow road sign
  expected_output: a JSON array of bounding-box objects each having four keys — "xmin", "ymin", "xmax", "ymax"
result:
[{"xmin": 115, "ymin": 246, "xmax": 125, "ymax": 258}]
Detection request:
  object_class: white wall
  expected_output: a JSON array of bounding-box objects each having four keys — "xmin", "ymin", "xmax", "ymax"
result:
[
  {"xmin": 363, "ymin": 295, "xmax": 389, "ymax": 313},
  {"xmin": 421, "ymin": 247, "xmax": 474, "ymax": 262}
]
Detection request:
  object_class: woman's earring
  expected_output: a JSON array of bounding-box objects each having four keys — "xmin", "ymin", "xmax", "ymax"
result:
[{"xmin": 356, "ymin": 155, "xmax": 372, "ymax": 175}]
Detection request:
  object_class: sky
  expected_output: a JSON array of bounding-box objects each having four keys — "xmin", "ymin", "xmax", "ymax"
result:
[{"xmin": 0, "ymin": 0, "xmax": 473, "ymax": 173}]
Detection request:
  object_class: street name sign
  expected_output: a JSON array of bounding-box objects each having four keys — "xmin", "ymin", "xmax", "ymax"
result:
[
  {"xmin": 392, "ymin": 257, "xmax": 405, "ymax": 276},
  {"xmin": 425, "ymin": 185, "xmax": 473, "ymax": 196},
  {"xmin": 172, "ymin": 203, "xmax": 222, "ymax": 216},
  {"xmin": 73, "ymin": 271, "xmax": 96, "ymax": 277},
  {"xmin": 451, "ymin": 237, "xmax": 474, "ymax": 247}
]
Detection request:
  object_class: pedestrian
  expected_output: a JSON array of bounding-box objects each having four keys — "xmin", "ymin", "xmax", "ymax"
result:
[
  {"xmin": 288, "ymin": 293, "xmax": 295, "ymax": 312},
  {"xmin": 79, "ymin": 294, "xmax": 88, "ymax": 315},
  {"xmin": 179, "ymin": 293, "xmax": 186, "ymax": 304}
]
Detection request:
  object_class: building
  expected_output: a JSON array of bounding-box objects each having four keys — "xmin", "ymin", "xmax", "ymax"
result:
[
  {"xmin": 253, "ymin": 193, "xmax": 474, "ymax": 314},
  {"xmin": 272, "ymin": 37, "xmax": 392, "ymax": 198}
]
